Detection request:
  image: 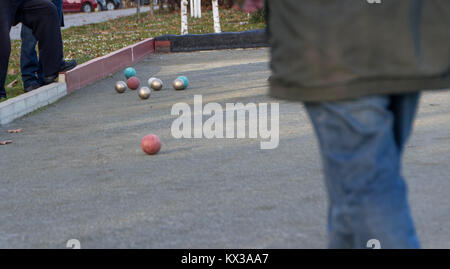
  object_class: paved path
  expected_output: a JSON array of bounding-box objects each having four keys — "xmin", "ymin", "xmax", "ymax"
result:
[
  {"xmin": 0, "ymin": 48, "xmax": 449, "ymax": 248},
  {"xmin": 10, "ymin": 7, "xmax": 150, "ymax": 40}
]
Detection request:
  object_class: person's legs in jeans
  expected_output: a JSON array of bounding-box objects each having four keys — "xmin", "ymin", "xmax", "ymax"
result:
[
  {"xmin": 390, "ymin": 94, "xmax": 421, "ymax": 155},
  {"xmin": 16, "ymin": 0, "xmax": 63, "ymax": 80},
  {"xmin": 20, "ymin": 0, "xmax": 63, "ymax": 90},
  {"xmin": 20, "ymin": 25, "xmax": 42, "ymax": 89},
  {"xmin": 52, "ymin": 0, "xmax": 64, "ymax": 64},
  {"xmin": 304, "ymin": 93, "xmax": 421, "ymax": 249},
  {"xmin": 0, "ymin": 3, "xmax": 12, "ymax": 99}
]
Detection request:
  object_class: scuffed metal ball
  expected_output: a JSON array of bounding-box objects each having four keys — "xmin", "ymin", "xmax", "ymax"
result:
[
  {"xmin": 149, "ymin": 78, "xmax": 163, "ymax": 91},
  {"xmin": 138, "ymin": 87, "xmax": 151, "ymax": 99},
  {"xmin": 115, "ymin": 81, "xmax": 127, "ymax": 93},
  {"xmin": 173, "ymin": 78, "xmax": 185, "ymax": 90},
  {"xmin": 148, "ymin": 77, "xmax": 156, "ymax": 86}
]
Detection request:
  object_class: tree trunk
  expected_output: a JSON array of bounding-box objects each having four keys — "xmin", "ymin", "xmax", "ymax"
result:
[
  {"xmin": 212, "ymin": 0, "xmax": 221, "ymax": 33},
  {"xmin": 149, "ymin": 0, "xmax": 154, "ymax": 18},
  {"xmin": 137, "ymin": 0, "xmax": 141, "ymax": 21},
  {"xmin": 181, "ymin": 0, "xmax": 189, "ymax": 35}
]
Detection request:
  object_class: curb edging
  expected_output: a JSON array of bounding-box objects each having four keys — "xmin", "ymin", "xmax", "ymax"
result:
[
  {"xmin": 1, "ymin": 38, "xmax": 156, "ymax": 125},
  {"xmin": 65, "ymin": 38, "xmax": 155, "ymax": 93},
  {"xmin": 155, "ymin": 29, "xmax": 268, "ymax": 53},
  {"xmin": 0, "ymin": 82, "xmax": 67, "ymax": 125}
]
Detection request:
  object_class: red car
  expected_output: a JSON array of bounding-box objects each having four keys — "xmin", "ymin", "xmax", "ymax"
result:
[{"xmin": 63, "ymin": 0, "xmax": 98, "ymax": 13}]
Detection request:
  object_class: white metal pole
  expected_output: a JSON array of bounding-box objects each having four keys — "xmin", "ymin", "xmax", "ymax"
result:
[
  {"xmin": 197, "ymin": 0, "xmax": 202, "ymax": 18},
  {"xmin": 193, "ymin": 0, "xmax": 197, "ymax": 18},
  {"xmin": 194, "ymin": 0, "xmax": 198, "ymax": 18}
]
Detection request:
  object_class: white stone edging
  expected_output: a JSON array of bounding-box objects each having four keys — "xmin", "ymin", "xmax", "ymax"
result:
[{"xmin": 0, "ymin": 82, "xmax": 67, "ymax": 125}]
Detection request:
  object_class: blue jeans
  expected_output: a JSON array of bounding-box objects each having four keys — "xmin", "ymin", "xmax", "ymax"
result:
[
  {"xmin": 20, "ymin": 0, "xmax": 62, "ymax": 88},
  {"xmin": 305, "ymin": 93, "xmax": 421, "ymax": 249}
]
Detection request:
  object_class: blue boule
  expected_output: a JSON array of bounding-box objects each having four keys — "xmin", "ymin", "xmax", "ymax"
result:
[
  {"xmin": 177, "ymin": 76, "xmax": 189, "ymax": 88},
  {"xmin": 124, "ymin": 67, "xmax": 136, "ymax": 79}
]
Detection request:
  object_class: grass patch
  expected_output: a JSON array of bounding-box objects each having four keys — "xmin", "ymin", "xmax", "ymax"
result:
[{"xmin": 4, "ymin": 8, "xmax": 265, "ymax": 102}]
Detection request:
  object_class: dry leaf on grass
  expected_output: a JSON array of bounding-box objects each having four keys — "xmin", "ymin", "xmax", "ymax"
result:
[
  {"xmin": 6, "ymin": 79, "xmax": 18, "ymax": 88},
  {"xmin": 0, "ymin": 140, "xmax": 13, "ymax": 145}
]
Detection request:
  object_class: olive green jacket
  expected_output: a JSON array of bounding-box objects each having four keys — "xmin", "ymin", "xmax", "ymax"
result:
[{"xmin": 267, "ymin": 0, "xmax": 450, "ymax": 101}]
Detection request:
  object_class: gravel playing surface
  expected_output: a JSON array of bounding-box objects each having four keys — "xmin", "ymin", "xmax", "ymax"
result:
[{"xmin": 0, "ymin": 48, "xmax": 449, "ymax": 248}]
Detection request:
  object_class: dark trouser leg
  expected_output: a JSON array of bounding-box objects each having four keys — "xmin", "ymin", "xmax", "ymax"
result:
[
  {"xmin": 390, "ymin": 93, "xmax": 421, "ymax": 154},
  {"xmin": 20, "ymin": 0, "xmax": 64, "ymax": 88},
  {"xmin": 20, "ymin": 25, "xmax": 41, "ymax": 88},
  {"xmin": 0, "ymin": 3, "xmax": 12, "ymax": 98},
  {"xmin": 52, "ymin": 0, "xmax": 65, "ymax": 66},
  {"xmin": 15, "ymin": 0, "xmax": 63, "ymax": 78}
]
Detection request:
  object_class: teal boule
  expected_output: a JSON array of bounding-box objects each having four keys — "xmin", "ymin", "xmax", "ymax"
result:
[
  {"xmin": 124, "ymin": 67, "xmax": 136, "ymax": 79},
  {"xmin": 177, "ymin": 76, "xmax": 189, "ymax": 88}
]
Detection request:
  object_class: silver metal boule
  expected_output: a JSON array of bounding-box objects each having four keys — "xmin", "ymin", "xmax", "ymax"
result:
[
  {"xmin": 138, "ymin": 87, "xmax": 151, "ymax": 99},
  {"xmin": 115, "ymin": 81, "xmax": 127, "ymax": 93},
  {"xmin": 150, "ymin": 78, "xmax": 163, "ymax": 91},
  {"xmin": 173, "ymin": 78, "xmax": 185, "ymax": 90},
  {"xmin": 148, "ymin": 77, "xmax": 156, "ymax": 87}
]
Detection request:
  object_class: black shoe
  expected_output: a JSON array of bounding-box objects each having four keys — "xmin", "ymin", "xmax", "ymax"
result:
[
  {"xmin": 60, "ymin": 59, "xmax": 77, "ymax": 73},
  {"xmin": 43, "ymin": 60, "xmax": 78, "ymax": 85},
  {"xmin": 24, "ymin": 83, "xmax": 41, "ymax": 93},
  {"xmin": 43, "ymin": 74, "xmax": 58, "ymax": 85}
]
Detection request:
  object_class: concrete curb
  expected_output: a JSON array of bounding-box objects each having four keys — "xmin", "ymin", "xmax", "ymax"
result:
[
  {"xmin": 0, "ymin": 82, "xmax": 67, "ymax": 125},
  {"xmin": 155, "ymin": 29, "xmax": 268, "ymax": 53},
  {"xmin": 65, "ymin": 38, "xmax": 155, "ymax": 92},
  {"xmin": 0, "ymin": 38, "xmax": 155, "ymax": 125}
]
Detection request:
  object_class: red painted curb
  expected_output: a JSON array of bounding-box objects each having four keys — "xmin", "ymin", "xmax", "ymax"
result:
[
  {"xmin": 155, "ymin": 40, "xmax": 171, "ymax": 53},
  {"xmin": 132, "ymin": 38, "xmax": 156, "ymax": 63},
  {"xmin": 65, "ymin": 38, "xmax": 155, "ymax": 93}
]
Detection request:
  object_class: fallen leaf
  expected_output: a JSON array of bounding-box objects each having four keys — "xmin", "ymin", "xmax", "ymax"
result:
[
  {"xmin": 6, "ymin": 79, "xmax": 18, "ymax": 88},
  {"xmin": 8, "ymin": 128, "xmax": 22, "ymax": 133},
  {"xmin": 8, "ymin": 68, "xmax": 15, "ymax": 75}
]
